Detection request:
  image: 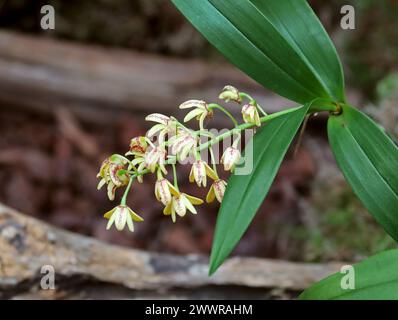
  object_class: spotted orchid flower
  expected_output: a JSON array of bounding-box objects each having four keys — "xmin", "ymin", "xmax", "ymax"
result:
[
  {"xmin": 145, "ymin": 113, "xmax": 177, "ymax": 144},
  {"xmin": 242, "ymin": 103, "xmax": 261, "ymax": 127},
  {"xmin": 221, "ymin": 147, "xmax": 241, "ymax": 172},
  {"xmin": 219, "ymin": 85, "xmax": 242, "ymax": 103},
  {"xmin": 97, "ymin": 155, "xmax": 130, "ymax": 201},
  {"xmin": 179, "ymin": 100, "xmax": 213, "ymax": 130},
  {"xmin": 163, "ymin": 188, "xmax": 203, "ymax": 223},
  {"xmin": 104, "ymin": 205, "xmax": 143, "ymax": 232},
  {"xmin": 206, "ymin": 179, "xmax": 227, "ymax": 203},
  {"xmin": 189, "ymin": 159, "xmax": 218, "ymax": 187}
]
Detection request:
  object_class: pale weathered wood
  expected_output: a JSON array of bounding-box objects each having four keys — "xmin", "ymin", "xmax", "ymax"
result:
[
  {"xmin": 0, "ymin": 203, "xmax": 345, "ymax": 299},
  {"xmin": 0, "ymin": 31, "xmax": 293, "ymax": 124}
]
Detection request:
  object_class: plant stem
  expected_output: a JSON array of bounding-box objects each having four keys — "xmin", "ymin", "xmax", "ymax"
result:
[
  {"xmin": 208, "ymin": 146, "xmax": 219, "ymax": 178},
  {"xmin": 198, "ymin": 107, "xmax": 301, "ymax": 151},
  {"xmin": 129, "ymin": 104, "xmax": 336, "ymax": 179},
  {"xmin": 309, "ymin": 98, "xmax": 341, "ymax": 114},
  {"xmin": 208, "ymin": 103, "xmax": 239, "ymax": 127},
  {"xmin": 172, "ymin": 163, "xmax": 179, "ymax": 190},
  {"xmin": 240, "ymin": 92, "xmax": 267, "ymax": 116},
  {"xmin": 120, "ymin": 176, "xmax": 135, "ymax": 206}
]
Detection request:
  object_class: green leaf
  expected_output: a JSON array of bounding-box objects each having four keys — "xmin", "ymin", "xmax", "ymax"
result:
[
  {"xmin": 300, "ymin": 249, "xmax": 398, "ymax": 299},
  {"xmin": 328, "ymin": 104, "xmax": 398, "ymax": 241},
  {"xmin": 209, "ymin": 103, "xmax": 310, "ymax": 275},
  {"xmin": 171, "ymin": 0, "xmax": 345, "ymax": 104}
]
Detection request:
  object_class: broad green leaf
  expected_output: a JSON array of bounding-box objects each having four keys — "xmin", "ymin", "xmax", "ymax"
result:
[
  {"xmin": 300, "ymin": 249, "xmax": 398, "ymax": 299},
  {"xmin": 209, "ymin": 103, "xmax": 310, "ymax": 275},
  {"xmin": 171, "ymin": 0, "xmax": 345, "ymax": 104},
  {"xmin": 328, "ymin": 104, "xmax": 398, "ymax": 241}
]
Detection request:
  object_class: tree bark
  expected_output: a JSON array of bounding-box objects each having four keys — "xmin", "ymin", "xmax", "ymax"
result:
[{"xmin": 0, "ymin": 203, "xmax": 344, "ymax": 299}]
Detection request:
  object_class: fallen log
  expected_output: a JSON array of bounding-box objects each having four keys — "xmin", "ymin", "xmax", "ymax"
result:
[
  {"xmin": 0, "ymin": 31, "xmax": 294, "ymax": 124},
  {"xmin": 0, "ymin": 203, "xmax": 344, "ymax": 299}
]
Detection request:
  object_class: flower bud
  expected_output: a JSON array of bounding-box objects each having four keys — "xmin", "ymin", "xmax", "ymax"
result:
[
  {"xmin": 128, "ymin": 136, "xmax": 147, "ymax": 155},
  {"xmin": 242, "ymin": 103, "xmax": 261, "ymax": 127},
  {"xmin": 206, "ymin": 180, "xmax": 227, "ymax": 203},
  {"xmin": 221, "ymin": 147, "xmax": 241, "ymax": 172},
  {"xmin": 144, "ymin": 147, "xmax": 167, "ymax": 174},
  {"xmin": 145, "ymin": 113, "xmax": 177, "ymax": 144},
  {"xmin": 219, "ymin": 85, "xmax": 241, "ymax": 103},
  {"xmin": 155, "ymin": 178, "xmax": 175, "ymax": 206},
  {"xmin": 96, "ymin": 155, "xmax": 130, "ymax": 201},
  {"xmin": 189, "ymin": 159, "xmax": 218, "ymax": 187},
  {"xmin": 171, "ymin": 132, "xmax": 198, "ymax": 161},
  {"xmin": 179, "ymin": 100, "xmax": 213, "ymax": 130},
  {"xmin": 163, "ymin": 190, "xmax": 203, "ymax": 223}
]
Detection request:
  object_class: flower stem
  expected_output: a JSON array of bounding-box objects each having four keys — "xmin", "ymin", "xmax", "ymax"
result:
[
  {"xmin": 208, "ymin": 103, "xmax": 239, "ymax": 127},
  {"xmin": 130, "ymin": 104, "xmax": 336, "ymax": 179},
  {"xmin": 208, "ymin": 147, "xmax": 219, "ymax": 178},
  {"xmin": 309, "ymin": 98, "xmax": 342, "ymax": 114},
  {"xmin": 198, "ymin": 107, "xmax": 301, "ymax": 151},
  {"xmin": 172, "ymin": 163, "xmax": 179, "ymax": 190},
  {"xmin": 239, "ymin": 92, "xmax": 267, "ymax": 116},
  {"xmin": 121, "ymin": 176, "xmax": 135, "ymax": 206}
]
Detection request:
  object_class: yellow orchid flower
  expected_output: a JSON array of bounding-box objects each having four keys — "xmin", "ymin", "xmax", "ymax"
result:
[
  {"xmin": 96, "ymin": 155, "xmax": 130, "ymax": 201},
  {"xmin": 154, "ymin": 178, "xmax": 176, "ymax": 206},
  {"xmin": 242, "ymin": 103, "xmax": 261, "ymax": 127},
  {"xmin": 125, "ymin": 136, "xmax": 148, "ymax": 157},
  {"xmin": 179, "ymin": 100, "xmax": 213, "ymax": 130},
  {"xmin": 163, "ymin": 188, "xmax": 203, "ymax": 223},
  {"xmin": 170, "ymin": 131, "xmax": 198, "ymax": 161},
  {"xmin": 144, "ymin": 146, "xmax": 167, "ymax": 174},
  {"xmin": 221, "ymin": 147, "xmax": 241, "ymax": 172},
  {"xmin": 206, "ymin": 179, "xmax": 227, "ymax": 203},
  {"xmin": 145, "ymin": 113, "xmax": 177, "ymax": 144},
  {"xmin": 219, "ymin": 85, "xmax": 242, "ymax": 103},
  {"xmin": 189, "ymin": 159, "xmax": 218, "ymax": 187},
  {"xmin": 104, "ymin": 205, "xmax": 144, "ymax": 232}
]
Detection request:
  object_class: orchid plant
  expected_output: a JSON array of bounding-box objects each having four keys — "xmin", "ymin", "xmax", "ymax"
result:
[
  {"xmin": 97, "ymin": 0, "xmax": 398, "ymax": 299},
  {"xmin": 98, "ymin": 86, "xmax": 272, "ymax": 229}
]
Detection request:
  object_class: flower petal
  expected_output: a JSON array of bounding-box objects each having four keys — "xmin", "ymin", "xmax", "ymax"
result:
[
  {"xmin": 185, "ymin": 194, "xmax": 204, "ymax": 205},
  {"xmin": 126, "ymin": 212, "xmax": 134, "ymax": 232},
  {"xmin": 107, "ymin": 183, "xmax": 116, "ymax": 201},
  {"xmin": 97, "ymin": 178, "xmax": 106, "ymax": 190},
  {"xmin": 145, "ymin": 113, "xmax": 170, "ymax": 125},
  {"xmin": 182, "ymin": 195, "xmax": 197, "ymax": 214},
  {"xmin": 204, "ymin": 163, "xmax": 219, "ymax": 180},
  {"xmin": 214, "ymin": 180, "xmax": 227, "ymax": 203},
  {"xmin": 184, "ymin": 108, "xmax": 204, "ymax": 123},
  {"xmin": 106, "ymin": 211, "xmax": 116, "ymax": 230},
  {"xmin": 163, "ymin": 201, "xmax": 172, "ymax": 216},
  {"xmin": 206, "ymin": 185, "xmax": 215, "ymax": 203},
  {"xmin": 115, "ymin": 207, "xmax": 128, "ymax": 230},
  {"xmin": 179, "ymin": 100, "xmax": 207, "ymax": 110},
  {"xmin": 146, "ymin": 124, "xmax": 164, "ymax": 138},
  {"xmin": 219, "ymin": 85, "xmax": 241, "ymax": 103},
  {"xmin": 155, "ymin": 179, "xmax": 172, "ymax": 206},
  {"xmin": 103, "ymin": 207, "xmax": 116, "ymax": 219},
  {"xmin": 168, "ymin": 182, "xmax": 180, "ymax": 197},
  {"xmin": 128, "ymin": 207, "xmax": 144, "ymax": 222},
  {"xmin": 171, "ymin": 210, "xmax": 176, "ymax": 223},
  {"xmin": 173, "ymin": 196, "xmax": 186, "ymax": 217}
]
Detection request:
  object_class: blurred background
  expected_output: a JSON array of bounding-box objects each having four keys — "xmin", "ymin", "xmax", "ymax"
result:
[{"xmin": 0, "ymin": 0, "xmax": 397, "ymax": 265}]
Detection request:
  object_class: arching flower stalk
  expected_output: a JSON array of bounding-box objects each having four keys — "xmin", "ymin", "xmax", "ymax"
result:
[{"xmin": 97, "ymin": 85, "xmax": 276, "ymax": 232}]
